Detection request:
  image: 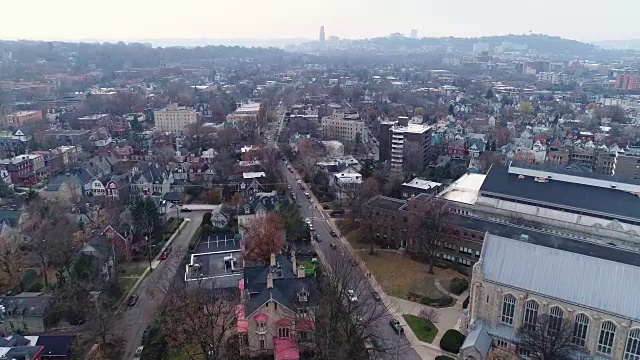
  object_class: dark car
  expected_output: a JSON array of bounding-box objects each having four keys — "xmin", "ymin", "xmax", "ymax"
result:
[
  {"xmin": 314, "ymin": 234, "xmax": 322, "ymax": 242},
  {"xmin": 128, "ymin": 294, "xmax": 139, "ymax": 306},
  {"xmin": 330, "ymin": 209, "xmax": 345, "ymax": 217},
  {"xmin": 180, "ymin": 208, "xmax": 192, "ymax": 212},
  {"xmin": 330, "ymin": 243, "xmax": 337, "ymax": 250},
  {"xmin": 389, "ymin": 319, "xmax": 404, "ymax": 334},
  {"xmin": 372, "ymin": 292, "xmax": 382, "ymax": 302},
  {"xmin": 329, "ymin": 230, "xmax": 338, "ymax": 238},
  {"xmin": 142, "ymin": 325, "xmax": 152, "ymax": 341}
]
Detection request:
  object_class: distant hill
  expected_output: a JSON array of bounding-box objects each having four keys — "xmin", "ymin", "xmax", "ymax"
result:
[{"xmin": 594, "ymin": 39, "xmax": 640, "ymax": 51}]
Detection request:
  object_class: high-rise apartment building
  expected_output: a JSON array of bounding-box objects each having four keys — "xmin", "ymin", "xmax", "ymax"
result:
[
  {"xmin": 154, "ymin": 104, "xmax": 197, "ymax": 133},
  {"xmin": 410, "ymin": 29, "xmax": 418, "ymax": 39},
  {"xmin": 614, "ymin": 74, "xmax": 640, "ymax": 90},
  {"xmin": 319, "ymin": 26, "xmax": 326, "ymax": 44}
]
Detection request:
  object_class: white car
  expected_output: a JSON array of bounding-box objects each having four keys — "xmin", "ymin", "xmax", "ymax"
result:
[
  {"xmin": 296, "ymin": 179, "xmax": 302, "ymax": 184},
  {"xmin": 305, "ymin": 218, "xmax": 311, "ymax": 225},
  {"xmin": 347, "ymin": 290, "xmax": 358, "ymax": 302},
  {"xmin": 133, "ymin": 346, "xmax": 144, "ymax": 360}
]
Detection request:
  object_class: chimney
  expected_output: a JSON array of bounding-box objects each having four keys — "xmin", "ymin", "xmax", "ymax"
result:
[
  {"xmin": 270, "ymin": 253, "xmax": 276, "ymax": 267},
  {"xmin": 297, "ymin": 265, "xmax": 306, "ymax": 278},
  {"xmin": 291, "ymin": 251, "xmax": 297, "ymax": 272},
  {"xmin": 267, "ymin": 271, "xmax": 273, "ymax": 289}
]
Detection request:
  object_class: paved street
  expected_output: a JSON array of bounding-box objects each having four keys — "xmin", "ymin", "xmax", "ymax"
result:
[
  {"xmin": 117, "ymin": 210, "xmax": 205, "ymax": 360},
  {"xmin": 281, "ymin": 164, "xmax": 422, "ymax": 360}
]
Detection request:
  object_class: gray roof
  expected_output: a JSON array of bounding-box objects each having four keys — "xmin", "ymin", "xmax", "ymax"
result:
[
  {"xmin": 460, "ymin": 320, "xmax": 492, "ymax": 356},
  {"xmin": 0, "ymin": 209, "xmax": 23, "ymax": 228},
  {"xmin": 481, "ymin": 233, "xmax": 640, "ymax": 320},
  {"xmin": 480, "ymin": 165, "xmax": 640, "ymax": 222},
  {"xmin": 45, "ymin": 174, "xmax": 70, "ymax": 191},
  {"xmin": 366, "ymin": 195, "xmax": 406, "ymax": 211}
]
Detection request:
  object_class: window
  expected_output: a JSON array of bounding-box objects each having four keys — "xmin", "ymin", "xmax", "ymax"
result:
[
  {"xmin": 494, "ymin": 339, "xmax": 508, "ymax": 348},
  {"xmin": 278, "ymin": 327, "xmax": 290, "ymax": 338},
  {"xmin": 523, "ymin": 300, "xmax": 539, "ymax": 331},
  {"xmin": 548, "ymin": 307, "xmax": 564, "ymax": 335},
  {"xmin": 624, "ymin": 328, "xmax": 640, "ymax": 360},
  {"xmin": 257, "ymin": 321, "xmax": 266, "ymax": 333},
  {"xmin": 597, "ymin": 321, "xmax": 617, "ymax": 355},
  {"xmin": 572, "ymin": 314, "xmax": 590, "ymax": 347},
  {"xmin": 501, "ymin": 294, "xmax": 516, "ymax": 325},
  {"xmin": 486, "ymin": 295, "xmax": 489, "ymax": 304},
  {"xmin": 259, "ymin": 335, "xmax": 266, "ymax": 350},
  {"xmin": 518, "ymin": 347, "xmax": 531, "ymax": 357}
]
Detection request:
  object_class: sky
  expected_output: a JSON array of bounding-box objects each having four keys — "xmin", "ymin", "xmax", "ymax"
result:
[{"xmin": 1, "ymin": 0, "xmax": 639, "ymax": 43}]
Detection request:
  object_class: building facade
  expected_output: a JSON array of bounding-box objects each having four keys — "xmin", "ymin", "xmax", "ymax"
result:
[
  {"xmin": 461, "ymin": 233, "xmax": 640, "ymax": 360},
  {"xmin": 321, "ymin": 113, "xmax": 367, "ymax": 144},
  {"xmin": 2, "ymin": 110, "xmax": 43, "ymax": 126},
  {"xmin": 154, "ymin": 104, "xmax": 198, "ymax": 133}
]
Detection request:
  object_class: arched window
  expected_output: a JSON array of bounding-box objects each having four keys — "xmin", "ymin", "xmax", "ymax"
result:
[
  {"xmin": 597, "ymin": 321, "xmax": 617, "ymax": 355},
  {"xmin": 548, "ymin": 306, "xmax": 564, "ymax": 335},
  {"xmin": 501, "ymin": 294, "xmax": 516, "ymax": 325},
  {"xmin": 572, "ymin": 313, "xmax": 590, "ymax": 347},
  {"xmin": 523, "ymin": 300, "xmax": 539, "ymax": 330},
  {"xmin": 624, "ymin": 328, "xmax": 640, "ymax": 360}
]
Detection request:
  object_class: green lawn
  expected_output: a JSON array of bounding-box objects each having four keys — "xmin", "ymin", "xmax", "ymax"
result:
[
  {"xmin": 118, "ymin": 276, "xmax": 140, "ymax": 295},
  {"xmin": 402, "ymin": 314, "xmax": 438, "ymax": 343},
  {"xmin": 121, "ymin": 265, "xmax": 146, "ymax": 278}
]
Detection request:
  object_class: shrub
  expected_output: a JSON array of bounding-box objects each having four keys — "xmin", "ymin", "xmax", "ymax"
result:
[
  {"xmin": 449, "ymin": 277, "xmax": 469, "ymax": 295},
  {"xmin": 435, "ymin": 356, "xmax": 455, "ymax": 360},
  {"xmin": 463, "ymin": 295, "xmax": 470, "ymax": 309},
  {"xmin": 420, "ymin": 295, "xmax": 454, "ymax": 308},
  {"xmin": 419, "ymin": 308, "xmax": 440, "ymax": 324},
  {"xmin": 439, "ymin": 329, "xmax": 466, "ymax": 353},
  {"xmin": 407, "ymin": 292, "xmax": 422, "ymax": 302}
]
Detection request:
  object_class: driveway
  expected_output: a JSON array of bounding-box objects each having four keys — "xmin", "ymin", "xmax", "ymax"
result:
[{"xmin": 117, "ymin": 210, "xmax": 205, "ymax": 360}]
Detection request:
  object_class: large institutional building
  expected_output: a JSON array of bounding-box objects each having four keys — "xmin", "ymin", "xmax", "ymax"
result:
[
  {"xmin": 153, "ymin": 104, "xmax": 197, "ymax": 133},
  {"xmin": 321, "ymin": 112, "xmax": 367, "ymax": 144},
  {"xmin": 460, "ymin": 232, "xmax": 640, "ymax": 360}
]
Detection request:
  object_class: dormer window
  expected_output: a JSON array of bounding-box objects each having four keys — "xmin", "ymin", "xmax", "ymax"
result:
[{"xmin": 298, "ymin": 289, "xmax": 309, "ymax": 302}]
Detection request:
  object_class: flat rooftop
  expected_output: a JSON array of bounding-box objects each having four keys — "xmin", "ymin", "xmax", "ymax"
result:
[
  {"xmin": 193, "ymin": 233, "xmax": 241, "ymax": 254},
  {"xmin": 403, "ymin": 178, "xmax": 442, "ymax": 191},
  {"xmin": 366, "ymin": 195, "xmax": 406, "ymax": 211},
  {"xmin": 480, "ymin": 165, "xmax": 640, "ymax": 221},
  {"xmin": 185, "ymin": 233, "xmax": 243, "ymax": 287},
  {"xmin": 438, "ymin": 173, "xmax": 487, "ymax": 204}
]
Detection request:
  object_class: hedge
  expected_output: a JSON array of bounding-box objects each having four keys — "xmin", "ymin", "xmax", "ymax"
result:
[
  {"xmin": 449, "ymin": 277, "xmax": 469, "ymax": 295},
  {"xmin": 420, "ymin": 295, "xmax": 455, "ymax": 308},
  {"xmin": 439, "ymin": 329, "xmax": 466, "ymax": 353}
]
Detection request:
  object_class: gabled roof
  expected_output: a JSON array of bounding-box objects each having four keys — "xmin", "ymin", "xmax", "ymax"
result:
[
  {"xmin": 481, "ymin": 233, "xmax": 640, "ymax": 321},
  {"xmin": 460, "ymin": 320, "xmax": 492, "ymax": 357},
  {"xmin": 240, "ymin": 191, "xmax": 283, "ymax": 215}
]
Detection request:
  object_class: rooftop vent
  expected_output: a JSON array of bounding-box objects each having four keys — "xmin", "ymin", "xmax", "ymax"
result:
[{"xmin": 520, "ymin": 234, "xmax": 529, "ymax": 241}]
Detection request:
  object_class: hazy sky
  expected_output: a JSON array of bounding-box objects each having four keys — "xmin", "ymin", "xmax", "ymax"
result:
[{"xmin": 2, "ymin": 0, "xmax": 638, "ymax": 43}]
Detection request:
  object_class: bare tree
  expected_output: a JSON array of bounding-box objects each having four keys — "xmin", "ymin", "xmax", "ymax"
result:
[
  {"xmin": 88, "ymin": 292, "xmax": 118, "ymax": 345},
  {"xmin": 21, "ymin": 198, "xmax": 77, "ymax": 286},
  {"xmin": 419, "ymin": 308, "xmax": 440, "ymax": 324},
  {"xmin": 407, "ymin": 196, "xmax": 451, "ymax": 274},
  {"xmin": 163, "ymin": 281, "xmax": 239, "ymax": 360},
  {"xmin": 517, "ymin": 314, "xmax": 584, "ymax": 360},
  {"xmin": 316, "ymin": 255, "xmax": 407, "ymax": 360}
]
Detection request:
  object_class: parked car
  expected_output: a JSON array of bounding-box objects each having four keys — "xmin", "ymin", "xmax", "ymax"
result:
[
  {"xmin": 347, "ymin": 290, "xmax": 358, "ymax": 302},
  {"xmin": 142, "ymin": 326, "xmax": 152, "ymax": 341},
  {"xmin": 330, "ymin": 243, "xmax": 337, "ymax": 250},
  {"xmin": 128, "ymin": 294, "xmax": 139, "ymax": 306},
  {"xmin": 314, "ymin": 234, "xmax": 322, "ymax": 242},
  {"xmin": 305, "ymin": 218, "xmax": 312, "ymax": 225},
  {"xmin": 133, "ymin": 346, "xmax": 144, "ymax": 360},
  {"xmin": 389, "ymin": 319, "xmax": 404, "ymax": 334},
  {"xmin": 304, "ymin": 191, "xmax": 310, "ymax": 198},
  {"xmin": 296, "ymin": 179, "xmax": 302, "ymax": 184},
  {"xmin": 159, "ymin": 251, "xmax": 169, "ymax": 260},
  {"xmin": 329, "ymin": 230, "xmax": 338, "ymax": 237},
  {"xmin": 330, "ymin": 209, "xmax": 345, "ymax": 217},
  {"xmin": 180, "ymin": 208, "xmax": 192, "ymax": 212},
  {"xmin": 372, "ymin": 292, "xmax": 382, "ymax": 302}
]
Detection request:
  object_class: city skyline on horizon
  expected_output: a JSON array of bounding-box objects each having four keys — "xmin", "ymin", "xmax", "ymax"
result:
[{"xmin": 1, "ymin": 0, "xmax": 639, "ymax": 44}]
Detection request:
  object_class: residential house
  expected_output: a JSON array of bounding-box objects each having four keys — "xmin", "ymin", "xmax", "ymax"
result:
[
  {"xmin": 0, "ymin": 154, "xmax": 46, "ymax": 186},
  {"xmin": 0, "ymin": 333, "xmax": 44, "ymax": 359},
  {"xmin": 43, "ymin": 174, "xmax": 80, "ymax": 200},
  {"xmin": 130, "ymin": 162, "xmax": 173, "ymax": 197},
  {"xmin": 0, "ymin": 292, "xmax": 52, "ymax": 335},
  {"xmin": 0, "ymin": 208, "xmax": 25, "ymax": 236},
  {"xmin": 332, "ymin": 172, "xmax": 362, "ymax": 201},
  {"xmin": 401, "ymin": 178, "xmax": 443, "ymax": 199},
  {"xmin": 77, "ymin": 236, "xmax": 116, "ymax": 281},
  {"xmin": 240, "ymin": 253, "xmax": 319, "ymax": 359},
  {"xmin": 237, "ymin": 191, "xmax": 283, "ymax": 233},
  {"xmin": 460, "ymin": 232, "xmax": 640, "ymax": 360},
  {"xmin": 211, "ymin": 207, "xmax": 230, "ymax": 228}
]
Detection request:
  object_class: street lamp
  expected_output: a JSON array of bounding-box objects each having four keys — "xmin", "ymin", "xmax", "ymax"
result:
[{"xmin": 145, "ymin": 235, "xmax": 153, "ymax": 272}]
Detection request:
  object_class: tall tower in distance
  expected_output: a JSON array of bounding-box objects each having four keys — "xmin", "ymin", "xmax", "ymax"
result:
[
  {"xmin": 319, "ymin": 26, "xmax": 326, "ymax": 44},
  {"xmin": 410, "ymin": 29, "xmax": 418, "ymax": 39}
]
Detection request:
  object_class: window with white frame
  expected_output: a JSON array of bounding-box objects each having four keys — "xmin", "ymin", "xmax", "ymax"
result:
[
  {"xmin": 501, "ymin": 294, "xmax": 516, "ymax": 325},
  {"xmin": 523, "ymin": 300, "xmax": 539, "ymax": 331},
  {"xmin": 278, "ymin": 327, "xmax": 290, "ymax": 338},
  {"xmin": 597, "ymin": 321, "xmax": 617, "ymax": 355},
  {"xmin": 624, "ymin": 328, "xmax": 640, "ymax": 360},
  {"xmin": 256, "ymin": 321, "xmax": 266, "ymax": 333},
  {"xmin": 548, "ymin": 306, "xmax": 564, "ymax": 335},
  {"xmin": 572, "ymin": 313, "xmax": 590, "ymax": 347},
  {"xmin": 259, "ymin": 335, "xmax": 266, "ymax": 350}
]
